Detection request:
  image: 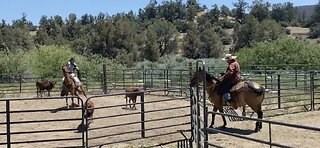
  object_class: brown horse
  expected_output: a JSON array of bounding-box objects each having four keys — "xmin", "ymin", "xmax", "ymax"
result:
[
  {"xmin": 61, "ymin": 66, "xmax": 86, "ymax": 108},
  {"xmin": 61, "ymin": 66, "xmax": 94, "ymax": 126},
  {"xmin": 190, "ymin": 68, "xmax": 265, "ymax": 132}
]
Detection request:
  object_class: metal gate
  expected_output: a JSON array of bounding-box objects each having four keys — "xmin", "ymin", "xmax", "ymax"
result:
[
  {"xmin": 0, "ymin": 96, "xmax": 85, "ymax": 148},
  {"xmin": 190, "ymin": 60, "xmax": 209, "ymax": 148}
]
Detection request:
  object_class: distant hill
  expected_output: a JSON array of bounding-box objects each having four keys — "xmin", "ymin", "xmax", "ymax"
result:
[{"xmin": 295, "ymin": 5, "xmax": 316, "ymax": 19}]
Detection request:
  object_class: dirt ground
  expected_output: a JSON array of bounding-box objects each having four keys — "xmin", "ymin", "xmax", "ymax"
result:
[{"xmin": 0, "ymin": 91, "xmax": 320, "ymax": 148}]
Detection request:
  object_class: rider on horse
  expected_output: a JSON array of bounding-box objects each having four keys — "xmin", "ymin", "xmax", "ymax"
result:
[
  {"xmin": 218, "ymin": 54, "xmax": 241, "ymax": 102},
  {"xmin": 63, "ymin": 58, "xmax": 81, "ymax": 86}
]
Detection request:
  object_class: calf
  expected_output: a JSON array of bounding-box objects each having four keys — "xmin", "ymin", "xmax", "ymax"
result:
[
  {"xmin": 36, "ymin": 80, "xmax": 56, "ymax": 97},
  {"xmin": 124, "ymin": 87, "xmax": 140, "ymax": 110}
]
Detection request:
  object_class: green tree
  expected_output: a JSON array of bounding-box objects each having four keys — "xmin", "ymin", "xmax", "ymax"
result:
[
  {"xmin": 147, "ymin": 19, "xmax": 178, "ymax": 56},
  {"xmin": 249, "ymin": 0, "xmax": 270, "ymax": 22},
  {"xmin": 199, "ymin": 25, "xmax": 224, "ymax": 58},
  {"xmin": 233, "ymin": 0, "xmax": 248, "ymax": 23},
  {"xmin": 186, "ymin": 0, "xmax": 200, "ymax": 21},
  {"xmin": 237, "ymin": 38, "xmax": 320, "ymax": 70},
  {"xmin": 233, "ymin": 15, "xmax": 260, "ymax": 52},
  {"xmin": 182, "ymin": 23, "xmax": 200, "ymax": 59},
  {"xmin": 143, "ymin": 29, "xmax": 160, "ymax": 62},
  {"xmin": 220, "ymin": 5, "xmax": 231, "ymax": 17},
  {"xmin": 311, "ymin": 0, "xmax": 320, "ymax": 24}
]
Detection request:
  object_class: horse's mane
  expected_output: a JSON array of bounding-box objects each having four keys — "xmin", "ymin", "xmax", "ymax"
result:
[{"xmin": 203, "ymin": 70, "xmax": 220, "ymax": 83}]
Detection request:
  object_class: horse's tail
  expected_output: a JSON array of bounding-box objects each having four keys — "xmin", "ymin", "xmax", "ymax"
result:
[{"xmin": 245, "ymin": 81, "xmax": 265, "ymax": 96}]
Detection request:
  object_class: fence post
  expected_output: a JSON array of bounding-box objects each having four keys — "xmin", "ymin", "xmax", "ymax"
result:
[
  {"xmin": 304, "ymin": 71, "xmax": 307, "ymax": 93},
  {"xmin": 6, "ymin": 100, "xmax": 11, "ymax": 148},
  {"xmin": 295, "ymin": 69, "xmax": 298, "ymax": 88},
  {"xmin": 277, "ymin": 74, "xmax": 281, "ymax": 109},
  {"xmin": 140, "ymin": 92, "xmax": 145, "ymax": 138},
  {"xmin": 310, "ymin": 71, "xmax": 315, "ymax": 110},
  {"xmin": 123, "ymin": 69, "xmax": 125, "ymax": 89},
  {"xmin": 180, "ymin": 70, "xmax": 183, "ymax": 96},
  {"xmin": 19, "ymin": 74, "xmax": 22, "ymax": 93},
  {"xmin": 102, "ymin": 64, "xmax": 107, "ymax": 94},
  {"xmin": 264, "ymin": 65, "xmax": 267, "ymax": 89},
  {"xmin": 142, "ymin": 66, "xmax": 146, "ymax": 91},
  {"xmin": 188, "ymin": 62, "xmax": 194, "ymax": 144}
]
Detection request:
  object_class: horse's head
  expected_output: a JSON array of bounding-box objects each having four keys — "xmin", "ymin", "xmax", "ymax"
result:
[
  {"xmin": 62, "ymin": 66, "xmax": 67, "ymax": 73},
  {"xmin": 190, "ymin": 68, "xmax": 221, "ymax": 87},
  {"xmin": 190, "ymin": 68, "xmax": 209, "ymax": 87}
]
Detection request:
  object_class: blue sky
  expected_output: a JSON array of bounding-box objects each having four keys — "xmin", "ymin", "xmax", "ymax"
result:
[{"xmin": 0, "ymin": 0, "xmax": 317, "ymax": 25}]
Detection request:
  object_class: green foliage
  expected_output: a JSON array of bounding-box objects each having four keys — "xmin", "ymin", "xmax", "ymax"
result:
[
  {"xmin": 233, "ymin": 16, "xmax": 285, "ymax": 52},
  {"xmin": 0, "ymin": 27, "xmax": 34, "ymax": 51},
  {"xmin": 133, "ymin": 54, "xmax": 226, "ymax": 70},
  {"xmin": 236, "ymin": 38, "xmax": 320, "ymax": 70},
  {"xmin": 143, "ymin": 29, "xmax": 160, "ymax": 62},
  {"xmin": 249, "ymin": 0, "xmax": 270, "ymax": 22},
  {"xmin": 26, "ymin": 45, "xmax": 123, "ymax": 79},
  {"xmin": 270, "ymin": 2, "xmax": 295, "ymax": 23},
  {"xmin": 0, "ymin": 51, "xmax": 27, "ymax": 74},
  {"xmin": 199, "ymin": 25, "xmax": 224, "ymax": 58},
  {"xmin": 221, "ymin": 36, "xmax": 232, "ymax": 45},
  {"xmin": 309, "ymin": 23, "xmax": 320, "ymax": 39},
  {"xmin": 147, "ymin": 19, "xmax": 178, "ymax": 56},
  {"xmin": 311, "ymin": 0, "xmax": 320, "ymax": 24},
  {"xmin": 182, "ymin": 23, "xmax": 200, "ymax": 59},
  {"xmin": 233, "ymin": 0, "xmax": 248, "ymax": 23}
]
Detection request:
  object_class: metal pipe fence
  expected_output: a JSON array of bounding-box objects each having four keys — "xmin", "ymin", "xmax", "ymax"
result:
[
  {"xmin": 0, "ymin": 96, "xmax": 85, "ymax": 148},
  {"xmin": 84, "ymin": 89, "xmax": 192, "ymax": 147}
]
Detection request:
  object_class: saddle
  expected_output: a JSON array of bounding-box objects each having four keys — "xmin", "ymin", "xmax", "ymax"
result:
[
  {"xmin": 230, "ymin": 81, "xmax": 264, "ymax": 94},
  {"xmin": 228, "ymin": 81, "xmax": 265, "ymax": 109}
]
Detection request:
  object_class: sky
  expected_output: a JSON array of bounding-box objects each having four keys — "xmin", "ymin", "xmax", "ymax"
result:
[{"xmin": 0, "ymin": 0, "xmax": 317, "ymax": 25}]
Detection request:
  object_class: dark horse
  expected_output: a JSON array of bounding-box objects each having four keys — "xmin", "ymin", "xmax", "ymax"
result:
[{"xmin": 190, "ymin": 68, "xmax": 265, "ymax": 132}]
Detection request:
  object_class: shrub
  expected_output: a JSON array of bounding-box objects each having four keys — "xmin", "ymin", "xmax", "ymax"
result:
[
  {"xmin": 26, "ymin": 45, "xmax": 123, "ymax": 79},
  {"xmin": 309, "ymin": 24, "xmax": 320, "ymax": 39},
  {"xmin": 285, "ymin": 28, "xmax": 291, "ymax": 35},
  {"xmin": 221, "ymin": 36, "xmax": 232, "ymax": 45},
  {"xmin": 0, "ymin": 50, "xmax": 27, "ymax": 74},
  {"xmin": 236, "ymin": 38, "xmax": 320, "ymax": 70}
]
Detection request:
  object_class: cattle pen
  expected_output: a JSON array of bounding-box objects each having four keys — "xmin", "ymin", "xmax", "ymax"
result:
[{"xmin": 0, "ymin": 63, "xmax": 320, "ymax": 147}]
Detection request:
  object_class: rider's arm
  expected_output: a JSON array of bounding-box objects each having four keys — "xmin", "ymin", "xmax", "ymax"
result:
[{"xmin": 223, "ymin": 63, "xmax": 236, "ymax": 79}]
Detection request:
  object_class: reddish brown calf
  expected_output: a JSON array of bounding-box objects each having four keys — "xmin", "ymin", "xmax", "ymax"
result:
[
  {"xmin": 36, "ymin": 80, "xmax": 56, "ymax": 97},
  {"xmin": 124, "ymin": 87, "xmax": 140, "ymax": 110}
]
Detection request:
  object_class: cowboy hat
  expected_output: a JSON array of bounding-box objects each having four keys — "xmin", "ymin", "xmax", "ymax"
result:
[{"xmin": 222, "ymin": 54, "xmax": 237, "ymax": 60}]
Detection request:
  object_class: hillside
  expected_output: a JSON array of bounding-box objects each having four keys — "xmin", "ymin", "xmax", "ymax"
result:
[{"xmin": 295, "ymin": 5, "xmax": 316, "ymax": 19}]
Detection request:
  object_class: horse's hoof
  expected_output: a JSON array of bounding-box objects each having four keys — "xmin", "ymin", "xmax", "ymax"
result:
[
  {"xmin": 221, "ymin": 125, "xmax": 226, "ymax": 128},
  {"xmin": 254, "ymin": 128, "xmax": 260, "ymax": 132},
  {"xmin": 209, "ymin": 125, "xmax": 214, "ymax": 128}
]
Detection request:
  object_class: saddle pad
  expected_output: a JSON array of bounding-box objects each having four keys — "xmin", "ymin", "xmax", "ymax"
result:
[{"xmin": 230, "ymin": 81, "xmax": 245, "ymax": 93}]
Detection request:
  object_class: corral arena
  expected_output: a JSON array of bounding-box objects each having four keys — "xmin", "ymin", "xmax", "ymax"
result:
[
  {"xmin": 0, "ymin": 89, "xmax": 320, "ymax": 147},
  {"xmin": 0, "ymin": 90, "xmax": 191, "ymax": 148}
]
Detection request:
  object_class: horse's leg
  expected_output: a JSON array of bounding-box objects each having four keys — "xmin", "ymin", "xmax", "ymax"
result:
[
  {"xmin": 133, "ymin": 97, "xmax": 137, "ymax": 110},
  {"xmin": 255, "ymin": 110, "xmax": 263, "ymax": 132},
  {"xmin": 40, "ymin": 90, "xmax": 43, "ymax": 97},
  {"xmin": 36, "ymin": 88, "xmax": 39, "ymax": 97},
  {"xmin": 209, "ymin": 105, "xmax": 218, "ymax": 128},
  {"xmin": 125, "ymin": 95, "xmax": 128, "ymax": 108},
  {"xmin": 219, "ymin": 108, "xmax": 227, "ymax": 128}
]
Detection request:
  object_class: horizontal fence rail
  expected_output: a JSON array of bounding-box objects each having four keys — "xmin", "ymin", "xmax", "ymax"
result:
[
  {"xmin": 207, "ymin": 111, "xmax": 320, "ymax": 147},
  {"xmin": 0, "ymin": 96, "xmax": 85, "ymax": 148},
  {"xmin": 85, "ymin": 89, "xmax": 192, "ymax": 147}
]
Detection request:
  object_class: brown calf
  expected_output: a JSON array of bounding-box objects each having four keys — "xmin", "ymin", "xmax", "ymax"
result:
[
  {"xmin": 36, "ymin": 80, "xmax": 56, "ymax": 97},
  {"xmin": 124, "ymin": 87, "xmax": 140, "ymax": 110}
]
